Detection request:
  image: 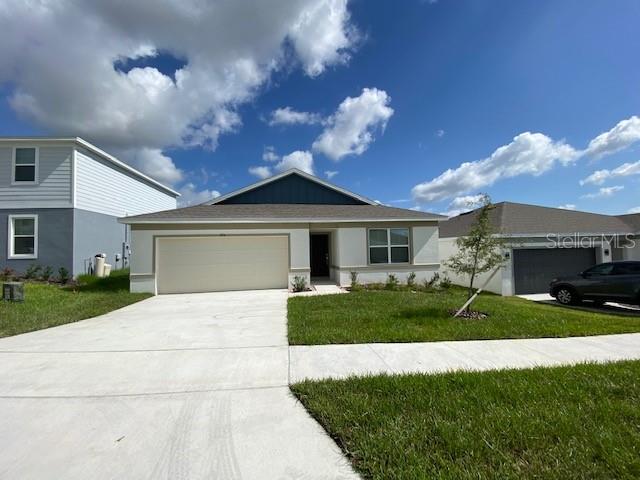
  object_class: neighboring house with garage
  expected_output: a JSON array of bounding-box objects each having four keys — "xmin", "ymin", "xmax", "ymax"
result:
[
  {"xmin": 0, "ymin": 137, "xmax": 179, "ymax": 277},
  {"xmin": 440, "ymin": 202, "xmax": 640, "ymax": 295},
  {"xmin": 120, "ymin": 169, "xmax": 444, "ymax": 294}
]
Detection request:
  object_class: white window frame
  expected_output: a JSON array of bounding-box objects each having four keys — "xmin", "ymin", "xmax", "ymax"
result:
[
  {"xmin": 11, "ymin": 146, "xmax": 39, "ymax": 185},
  {"xmin": 368, "ymin": 227, "xmax": 411, "ymax": 265},
  {"xmin": 8, "ymin": 214, "xmax": 38, "ymax": 259}
]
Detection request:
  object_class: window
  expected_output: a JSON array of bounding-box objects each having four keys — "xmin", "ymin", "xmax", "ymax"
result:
[
  {"xmin": 8, "ymin": 215, "xmax": 38, "ymax": 259},
  {"xmin": 13, "ymin": 147, "xmax": 38, "ymax": 183},
  {"xmin": 584, "ymin": 263, "xmax": 614, "ymax": 276},
  {"xmin": 613, "ymin": 263, "xmax": 640, "ymax": 275},
  {"xmin": 369, "ymin": 228, "xmax": 410, "ymax": 264}
]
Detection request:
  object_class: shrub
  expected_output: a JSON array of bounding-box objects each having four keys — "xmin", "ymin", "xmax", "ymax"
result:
[
  {"xmin": 423, "ymin": 272, "xmax": 440, "ymax": 291},
  {"xmin": 406, "ymin": 271, "xmax": 416, "ymax": 288},
  {"xmin": 41, "ymin": 265, "xmax": 54, "ymax": 282},
  {"xmin": 439, "ymin": 274, "xmax": 452, "ymax": 289},
  {"xmin": 0, "ymin": 267, "xmax": 15, "ymax": 281},
  {"xmin": 291, "ymin": 275, "xmax": 308, "ymax": 293},
  {"xmin": 24, "ymin": 263, "xmax": 41, "ymax": 280},
  {"xmin": 58, "ymin": 267, "xmax": 70, "ymax": 284},
  {"xmin": 350, "ymin": 271, "xmax": 359, "ymax": 290},
  {"xmin": 385, "ymin": 274, "xmax": 399, "ymax": 290}
]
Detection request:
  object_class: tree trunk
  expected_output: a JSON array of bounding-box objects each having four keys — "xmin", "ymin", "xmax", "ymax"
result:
[{"xmin": 466, "ymin": 273, "xmax": 475, "ymax": 312}]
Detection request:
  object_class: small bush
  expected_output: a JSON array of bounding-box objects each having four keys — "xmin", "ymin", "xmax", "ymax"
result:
[
  {"xmin": 0, "ymin": 267, "xmax": 15, "ymax": 281},
  {"xmin": 291, "ymin": 275, "xmax": 308, "ymax": 293},
  {"xmin": 41, "ymin": 266, "xmax": 54, "ymax": 282},
  {"xmin": 350, "ymin": 271, "xmax": 359, "ymax": 290},
  {"xmin": 58, "ymin": 267, "xmax": 70, "ymax": 284},
  {"xmin": 423, "ymin": 272, "xmax": 440, "ymax": 291},
  {"xmin": 439, "ymin": 275, "xmax": 452, "ymax": 289},
  {"xmin": 24, "ymin": 263, "xmax": 42, "ymax": 280},
  {"xmin": 385, "ymin": 274, "xmax": 399, "ymax": 290},
  {"xmin": 406, "ymin": 271, "xmax": 416, "ymax": 288}
]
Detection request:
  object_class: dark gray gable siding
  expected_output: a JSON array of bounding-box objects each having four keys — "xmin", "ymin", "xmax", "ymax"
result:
[{"xmin": 218, "ymin": 174, "xmax": 368, "ymax": 205}]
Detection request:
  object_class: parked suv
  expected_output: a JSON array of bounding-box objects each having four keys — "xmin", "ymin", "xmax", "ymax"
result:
[{"xmin": 549, "ymin": 261, "xmax": 640, "ymax": 306}]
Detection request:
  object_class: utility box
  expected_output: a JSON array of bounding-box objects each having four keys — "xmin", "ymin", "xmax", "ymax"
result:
[{"xmin": 3, "ymin": 282, "xmax": 24, "ymax": 302}]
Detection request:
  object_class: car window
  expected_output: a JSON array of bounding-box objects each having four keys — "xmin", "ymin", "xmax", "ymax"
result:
[
  {"xmin": 613, "ymin": 263, "xmax": 640, "ymax": 275},
  {"xmin": 585, "ymin": 264, "xmax": 614, "ymax": 275}
]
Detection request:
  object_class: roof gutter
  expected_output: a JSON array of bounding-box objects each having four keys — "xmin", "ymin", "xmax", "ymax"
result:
[{"xmin": 118, "ymin": 217, "xmax": 443, "ymax": 225}]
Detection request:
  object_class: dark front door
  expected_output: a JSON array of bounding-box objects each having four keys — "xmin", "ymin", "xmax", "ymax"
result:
[{"xmin": 310, "ymin": 234, "xmax": 330, "ymax": 277}]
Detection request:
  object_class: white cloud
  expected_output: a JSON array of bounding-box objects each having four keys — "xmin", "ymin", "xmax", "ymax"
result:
[
  {"xmin": 412, "ymin": 132, "xmax": 578, "ymax": 203},
  {"xmin": 288, "ymin": 0, "xmax": 358, "ymax": 77},
  {"xmin": 262, "ymin": 146, "xmax": 279, "ymax": 162},
  {"xmin": 557, "ymin": 204, "xmax": 577, "ymax": 210},
  {"xmin": 248, "ymin": 166, "xmax": 272, "ymax": 179},
  {"xmin": 268, "ymin": 107, "xmax": 322, "ymax": 126},
  {"xmin": 275, "ymin": 150, "xmax": 315, "ymax": 175},
  {"xmin": 582, "ymin": 185, "xmax": 624, "ymax": 199},
  {"xmin": 177, "ymin": 183, "xmax": 220, "ymax": 207},
  {"xmin": 121, "ymin": 148, "xmax": 183, "ymax": 186},
  {"xmin": 584, "ymin": 116, "xmax": 640, "ymax": 159},
  {"xmin": 0, "ymin": 0, "xmax": 357, "ymax": 179},
  {"xmin": 325, "ymin": 170, "xmax": 338, "ymax": 179},
  {"xmin": 628, "ymin": 206, "xmax": 640, "ymax": 214},
  {"xmin": 313, "ymin": 87, "xmax": 394, "ymax": 161},
  {"xmin": 435, "ymin": 129, "xmax": 445, "ymax": 138},
  {"xmin": 580, "ymin": 160, "xmax": 640, "ymax": 185},
  {"xmin": 440, "ymin": 194, "xmax": 486, "ymax": 217}
]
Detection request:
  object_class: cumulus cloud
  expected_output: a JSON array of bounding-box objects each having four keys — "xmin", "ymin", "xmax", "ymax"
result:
[
  {"xmin": 275, "ymin": 150, "xmax": 315, "ymax": 174},
  {"xmin": 121, "ymin": 148, "xmax": 184, "ymax": 186},
  {"xmin": 313, "ymin": 87, "xmax": 394, "ymax": 160},
  {"xmin": 579, "ymin": 160, "xmax": 640, "ymax": 186},
  {"xmin": 268, "ymin": 107, "xmax": 323, "ymax": 126},
  {"xmin": 325, "ymin": 170, "xmax": 339, "ymax": 179},
  {"xmin": 557, "ymin": 204, "xmax": 577, "ymax": 210},
  {"xmin": 0, "ymin": 0, "xmax": 358, "ymax": 183},
  {"xmin": 178, "ymin": 183, "xmax": 220, "ymax": 207},
  {"xmin": 582, "ymin": 185, "xmax": 624, "ymax": 199},
  {"xmin": 435, "ymin": 129, "xmax": 445, "ymax": 138},
  {"xmin": 584, "ymin": 116, "xmax": 640, "ymax": 159},
  {"xmin": 440, "ymin": 194, "xmax": 486, "ymax": 217},
  {"xmin": 248, "ymin": 166, "xmax": 273, "ymax": 179},
  {"xmin": 628, "ymin": 206, "xmax": 640, "ymax": 214},
  {"xmin": 262, "ymin": 146, "xmax": 280, "ymax": 162},
  {"xmin": 412, "ymin": 132, "xmax": 578, "ymax": 203}
]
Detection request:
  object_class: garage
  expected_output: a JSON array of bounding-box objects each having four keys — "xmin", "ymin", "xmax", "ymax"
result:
[
  {"xmin": 156, "ymin": 235, "xmax": 289, "ymax": 294},
  {"xmin": 513, "ymin": 248, "xmax": 597, "ymax": 294}
]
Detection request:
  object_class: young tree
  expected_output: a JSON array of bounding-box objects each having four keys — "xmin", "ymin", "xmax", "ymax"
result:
[{"xmin": 445, "ymin": 195, "xmax": 504, "ymax": 307}]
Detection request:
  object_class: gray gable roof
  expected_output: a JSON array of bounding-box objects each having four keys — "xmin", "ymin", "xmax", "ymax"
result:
[
  {"xmin": 120, "ymin": 203, "xmax": 445, "ymax": 224},
  {"xmin": 440, "ymin": 202, "xmax": 639, "ymax": 238}
]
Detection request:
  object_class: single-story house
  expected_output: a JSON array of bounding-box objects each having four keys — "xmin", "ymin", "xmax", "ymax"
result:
[
  {"xmin": 120, "ymin": 169, "xmax": 444, "ymax": 294},
  {"xmin": 440, "ymin": 202, "xmax": 640, "ymax": 295},
  {"xmin": 0, "ymin": 137, "xmax": 179, "ymax": 277}
]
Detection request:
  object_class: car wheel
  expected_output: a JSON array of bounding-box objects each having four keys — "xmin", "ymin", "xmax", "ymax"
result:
[{"xmin": 556, "ymin": 288, "xmax": 576, "ymax": 305}]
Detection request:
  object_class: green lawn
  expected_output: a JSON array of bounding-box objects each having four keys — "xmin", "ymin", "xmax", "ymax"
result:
[
  {"xmin": 292, "ymin": 361, "xmax": 640, "ymax": 479},
  {"xmin": 0, "ymin": 269, "xmax": 151, "ymax": 337},
  {"xmin": 288, "ymin": 289, "xmax": 640, "ymax": 344}
]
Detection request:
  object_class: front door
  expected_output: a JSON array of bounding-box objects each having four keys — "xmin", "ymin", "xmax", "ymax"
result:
[{"xmin": 310, "ymin": 234, "xmax": 330, "ymax": 277}]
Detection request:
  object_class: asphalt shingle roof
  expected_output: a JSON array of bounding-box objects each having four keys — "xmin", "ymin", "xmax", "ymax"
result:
[
  {"xmin": 120, "ymin": 203, "xmax": 445, "ymax": 223},
  {"xmin": 439, "ymin": 202, "xmax": 640, "ymax": 238}
]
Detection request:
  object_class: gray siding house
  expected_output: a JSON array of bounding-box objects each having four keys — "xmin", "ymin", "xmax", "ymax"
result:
[{"xmin": 0, "ymin": 137, "xmax": 179, "ymax": 277}]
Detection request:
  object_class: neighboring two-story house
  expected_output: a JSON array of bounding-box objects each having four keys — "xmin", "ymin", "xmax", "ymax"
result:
[{"xmin": 1, "ymin": 137, "xmax": 179, "ymax": 277}]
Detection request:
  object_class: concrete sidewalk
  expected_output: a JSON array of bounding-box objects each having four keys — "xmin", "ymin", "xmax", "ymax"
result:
[{"xmin": 289, "ymin": 333, "xmax": 640, "ymax": 382}]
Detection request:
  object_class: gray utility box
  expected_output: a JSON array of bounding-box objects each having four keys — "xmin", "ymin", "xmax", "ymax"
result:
[{"xmin": 3, "ymin": 282, "xmax": 24, "ymax": 302}]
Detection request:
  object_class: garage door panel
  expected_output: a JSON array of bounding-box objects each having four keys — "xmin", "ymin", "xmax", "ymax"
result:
[
  {"xmin": 156, "ymin": 236, "xmax": 289, "ymax": 294},
  {"xmin": 513, "ymin": 248, "xmax": 596, "ymax": 295}
]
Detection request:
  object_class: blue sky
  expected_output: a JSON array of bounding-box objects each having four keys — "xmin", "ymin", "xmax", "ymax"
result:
[{"xmin": 0, "ymin": 0, "xmax": 639, "ymax": 214}]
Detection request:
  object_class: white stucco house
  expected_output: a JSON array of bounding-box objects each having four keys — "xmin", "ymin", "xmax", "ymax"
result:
[
  {"xmin": 120, "ymin": 169, "xmax": 444, "ymax": 294},
  {"xmin": 439, "ymin": 202, "xmax": 640, "ymax": 296}
]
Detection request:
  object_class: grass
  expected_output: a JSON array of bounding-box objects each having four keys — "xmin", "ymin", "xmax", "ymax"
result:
[
  {"xmin": 0, "ymin": 269, "xmax": 151, "ymax": 337},
  {"xmin": 292, "ymin": 361, "xmax": 640, "ymax": 479},
  {"xmin": 288, "ymin": 288, "xmax": 640, "ymax": 345}
]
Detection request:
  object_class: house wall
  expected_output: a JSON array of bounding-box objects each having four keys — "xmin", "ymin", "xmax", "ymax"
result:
[
  {"xmin": 328, "ymin": 223, "xmax": 440, "ymax": 286},
  {"xmin": 74, "ymin": 147, "xmax": 177, "ymax": 217},
  {"xmin": 0, "ymin": 208, "xmax": 74, "ymax": 274},
  {"xmin": 439, "ymin": 237, "xmax": 504, "ymax": 295},
  {"xmin": 73, "ymin": 209, "xmax": 130, "ymax": 276},
  {"xmin": 0, "ymin": 144, "xmax": 73, "ymax": 208},
  {"xmin": 128, "ymin": 223, "xmax": 311, "ymax": 293}
]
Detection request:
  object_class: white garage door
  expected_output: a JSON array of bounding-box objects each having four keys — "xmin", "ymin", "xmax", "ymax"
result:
[{"xmin": 156, "ymin": 235, "xmax": 289, "ymax": 294}]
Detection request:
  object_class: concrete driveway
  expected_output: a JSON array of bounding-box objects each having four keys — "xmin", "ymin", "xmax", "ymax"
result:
[{"xmin": 0, "ymin": 290, "xmax": 357, "ymax": 479}]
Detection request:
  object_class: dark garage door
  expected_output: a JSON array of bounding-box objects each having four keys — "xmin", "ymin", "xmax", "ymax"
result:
[{"xmin": 513, "ymin": 248, "xmax": 597, "ymax": 294}]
